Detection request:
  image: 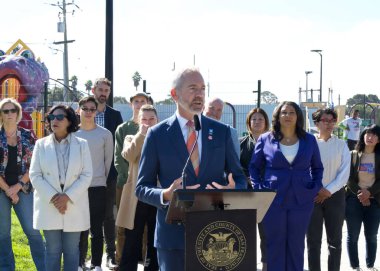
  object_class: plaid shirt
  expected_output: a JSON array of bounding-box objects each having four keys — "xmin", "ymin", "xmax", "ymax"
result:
[{"xmin": 95, "ymin": 108, "xmax": 106, "ymax": 128}]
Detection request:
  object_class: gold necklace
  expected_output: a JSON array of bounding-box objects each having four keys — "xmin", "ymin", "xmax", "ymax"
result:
[{"xmin": 6, "ymin": 130, "xmax": 17, "ymax": 138}]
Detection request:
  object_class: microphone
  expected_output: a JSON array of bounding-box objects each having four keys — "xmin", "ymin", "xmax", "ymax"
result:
[
  {"xmin": 182, "ymin": 115, "xmax": 201, "ymax": 189},
  {"xmin": 194, "ymin": 114, "xmax": 201, "ymax": 131}
]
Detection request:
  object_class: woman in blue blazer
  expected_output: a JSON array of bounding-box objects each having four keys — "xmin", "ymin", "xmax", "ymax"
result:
[{"xmin": 249, "ymin": 101, "xmax": 323, "ymax": 271}]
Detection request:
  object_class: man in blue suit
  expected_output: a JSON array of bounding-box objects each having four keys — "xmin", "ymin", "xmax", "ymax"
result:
[{"xmin": 135, "ymin": 68, "xmax": 246, "ymax": 271}]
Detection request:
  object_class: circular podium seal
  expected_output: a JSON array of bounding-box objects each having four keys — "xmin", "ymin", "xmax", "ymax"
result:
[{"xmin": 195, "ymin": 221, "xmax": 247, "ymax": 271}]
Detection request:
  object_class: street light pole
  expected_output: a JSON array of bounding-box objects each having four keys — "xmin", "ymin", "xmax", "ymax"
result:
[
  {"xmin": 305, "ymin": 71, "xmax": 312, "ymax": 101},
  {"xmin": 311, "ymin": 49, "xmax": 322, "ymax": 102},
  {"xmin": 62, "ymin": 0, "xmax": 69, "ymax": 102}
]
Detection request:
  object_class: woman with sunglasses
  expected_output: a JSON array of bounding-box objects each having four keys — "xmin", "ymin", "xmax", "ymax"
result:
[
  {"xmin": 306, "ymin": 108, "xmax": 350, "ymax": 271},
  {"xmin": 345, "ymin": 124, "xmax": 380, "ymax": 271},
  {"xmin": 0, "ymin": 98, "xmax": 46, "ymax": 271},
  {"xmin": 30, "ymin": 104, "xmax": 92, "ymax": 271}
]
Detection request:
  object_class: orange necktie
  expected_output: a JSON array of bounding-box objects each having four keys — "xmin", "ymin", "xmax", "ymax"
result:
[{"xmin": 186, "ymin": 120, "xmax": 200, "ymax": 176}]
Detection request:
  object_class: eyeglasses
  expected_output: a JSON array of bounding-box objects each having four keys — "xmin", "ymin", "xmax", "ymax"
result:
[
  {"xmin": 319, "ymin": 118, "xmax": 337, "ymax": 124},
  {"xmin": 47, "ymin": 114, "xmax": 66, "ymax": 121},
  {"xmin": 1, "ymin": 109, "xmax": 17, "ymax": 114},
  {"xmin": 81, "ymin": 107, "xmax": 97, "ymax": 113}
]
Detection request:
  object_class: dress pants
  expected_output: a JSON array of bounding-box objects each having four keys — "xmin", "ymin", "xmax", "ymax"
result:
[
  {"xmin": 263, "ymin": 199, "xmax": 314, "ymax": 271},
  {"xmin": 156, "ymin": 248, "xmax": 184, "ymax": 271},
  {"xmin": 307, "ymin": 188, "xmax": 345, "ymax": 271},
  {"xmin": 119, "ymin": 201, "xmax": 158, "ymax": 271},
  {"xmin": 104, "ymin": 180, "xmax": 117, "ymax": 258},
  {"xmin": 79, "ymin": 186, "xmax": 106, "ymax": 266}
]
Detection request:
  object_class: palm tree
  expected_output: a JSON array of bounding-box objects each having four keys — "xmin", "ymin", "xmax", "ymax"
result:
[
  {"xmin": 85, "ymin": 80, "xmax": 93, "ymax": 95},
  {"xmin": 132, "ymin": 71, "xmax": 142, "ymax": 91}
]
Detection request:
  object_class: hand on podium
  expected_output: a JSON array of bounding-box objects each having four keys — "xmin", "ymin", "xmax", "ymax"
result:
[
  {"xmin": 163, "ymin": 177, "xmax": 201, "ymax": 202},
  {"xmin": 206, "ymin": 173, "xmax": 236, "ymax": 190}
]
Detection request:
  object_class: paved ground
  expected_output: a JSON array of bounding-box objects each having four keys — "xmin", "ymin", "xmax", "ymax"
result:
[{"xmin": 92, "ymin": 221, "xmax": 379, "ymax": 271}]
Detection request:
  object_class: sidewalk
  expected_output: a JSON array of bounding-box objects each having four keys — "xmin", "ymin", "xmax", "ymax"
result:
[{"xmin": 96, "ymin": 221, "xmax": 379, "ymax": 271}]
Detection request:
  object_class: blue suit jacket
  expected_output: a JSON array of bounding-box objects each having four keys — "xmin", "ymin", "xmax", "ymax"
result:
[
  {"xmin": 249, "ymin": 131, "xmax": 323, "ymax": 206},
  {"xmin": 135, "ymin": 114, "xmax": 246, "ymax": 249}
]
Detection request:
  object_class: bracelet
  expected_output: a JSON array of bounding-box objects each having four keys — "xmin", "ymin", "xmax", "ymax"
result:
[{"xmin": 18, "ymin": 180, "xmax": 25, "ymax": 187}]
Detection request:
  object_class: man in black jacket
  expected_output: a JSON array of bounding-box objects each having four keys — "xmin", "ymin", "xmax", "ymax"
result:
[{"xmin": 92, "ymin": 78, "xmax": 123, "ymax": 269}]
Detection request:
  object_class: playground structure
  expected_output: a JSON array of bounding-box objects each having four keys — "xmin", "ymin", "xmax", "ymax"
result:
[{"xmin": 0, "ymin": 39, "xmax": 48, "ymax": 138}]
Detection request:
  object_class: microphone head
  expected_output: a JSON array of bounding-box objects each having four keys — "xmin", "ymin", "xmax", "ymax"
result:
[{"xmin": 193, "ymin": 114, "xmax": 201, "ymax": 131}]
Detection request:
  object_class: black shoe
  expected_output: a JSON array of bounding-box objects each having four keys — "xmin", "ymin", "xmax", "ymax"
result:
[{"xmin": 106, "ymin": 256, "xmax": 119, "ymax": 270}]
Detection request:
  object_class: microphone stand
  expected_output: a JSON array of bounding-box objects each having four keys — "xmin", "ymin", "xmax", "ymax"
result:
[{"xmin": 182, "ymin": 131, "xmax": 200, "ymax": 189}]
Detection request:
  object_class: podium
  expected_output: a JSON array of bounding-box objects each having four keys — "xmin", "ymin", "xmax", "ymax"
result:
[{"xmin": 166, "ymin": 189, "xmax": 275, "ymax": 271}]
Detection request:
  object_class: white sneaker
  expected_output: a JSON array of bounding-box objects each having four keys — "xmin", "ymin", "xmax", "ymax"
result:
[
  {"xmin": 78, "ymin": 267, "xmax": 83, "ymax": 271},
  {"xmin": 94, "ymin": 266, "xmax": 103, "ymax": 271},
  {"xmin": 367, "ymin": 268, "xmax": 378, "ymax": 271}
]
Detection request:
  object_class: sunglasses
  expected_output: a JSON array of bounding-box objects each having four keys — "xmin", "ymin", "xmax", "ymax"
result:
[
  {"xmin": 47, "ymin": 114, "xmax": 66, "ymax": 121},
  {"xmin": 81, "ymin": 107, "xmax": 97, "ymax": 113},
  {"xmin": 1, "ymin": 109, "xmax": 17, "ymax": 114}
]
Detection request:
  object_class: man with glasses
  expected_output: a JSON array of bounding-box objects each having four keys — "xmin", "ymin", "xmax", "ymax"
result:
[
  {"xmin": 92, "ymin": 78, "xmax": 123, "ymax": 269},
  {"xmin": 114, "ymin": 92, "xmax": 149, "ymax": 264},
  {"xmin": 76, "ymin": 96, "xmax": 114, "ymax": 271},
  {"xmin": 307, "ymin": 108, "xmax": 350, "ymax": 271}
]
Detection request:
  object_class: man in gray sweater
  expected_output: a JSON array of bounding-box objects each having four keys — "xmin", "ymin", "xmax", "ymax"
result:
[{"xmin": 76, "ymin": 96, "xmax": 114, "ymax": 271}]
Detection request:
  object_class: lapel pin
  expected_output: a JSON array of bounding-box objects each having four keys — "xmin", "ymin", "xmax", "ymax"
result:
[{"xmin": 208, "ymin": 129, "xmax": 213, "ymax": 140}]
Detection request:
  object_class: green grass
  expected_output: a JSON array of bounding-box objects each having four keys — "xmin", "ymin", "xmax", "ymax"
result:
[
  {"xmin": 11, "ymin": 209, "xmax": 37, "ymax": 271},
  {"xmin": 11, "ymin": 209, "xmax": 92, "ymax": 271}
]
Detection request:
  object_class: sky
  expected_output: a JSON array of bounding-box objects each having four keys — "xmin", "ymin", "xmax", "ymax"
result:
[{"xmin": 1, "ymin": 0, "xmax": 380, "ymax": 105}]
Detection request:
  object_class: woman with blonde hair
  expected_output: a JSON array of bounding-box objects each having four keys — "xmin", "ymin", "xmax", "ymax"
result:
[{"xmin": 0, "ymin": 98, "xmax": 46, "ymax": 271}]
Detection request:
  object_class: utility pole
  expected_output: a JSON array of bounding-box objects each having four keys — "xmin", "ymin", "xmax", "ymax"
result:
[
  {"xmin": 50, "ymin": 0, "xmax": 79, "ymax": 102},
  {"xmin": 62, "ymin": 0, "xmax": 69, "ymax": 101},
  {"xmin": 105, "ymin": 0, "xmax": 114, "ymax": 106}
]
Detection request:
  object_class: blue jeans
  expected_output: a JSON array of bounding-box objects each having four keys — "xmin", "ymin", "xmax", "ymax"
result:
[
  {"xmin": 44, "ymin": 230, "xmax": 81, "ymax": 271},
  {"xmin": 346, "ymin": 194, "xmax": 380, "ymax": 268},
  {"xmin": 0, "ymin": 191, "xmax": 46, "ymax": 271}
]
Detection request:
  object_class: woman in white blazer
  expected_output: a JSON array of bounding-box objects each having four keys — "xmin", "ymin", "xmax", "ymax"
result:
[{"xmin": 30, "ymin": 105, "xmax": 92, "ymax": 271}]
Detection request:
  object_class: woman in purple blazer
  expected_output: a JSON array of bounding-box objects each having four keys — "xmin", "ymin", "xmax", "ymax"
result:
[{"xmin": 249, "ymin": 101, "xmax": 323, "ymax": 271}]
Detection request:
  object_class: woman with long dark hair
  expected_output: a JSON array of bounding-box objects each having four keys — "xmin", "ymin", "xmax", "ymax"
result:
[
  {"xmin": 345, "ymin": 124, "xmax": 380, "ymax": 271},
  {"xmin": 249, "ymin": 101, "xmax": 323, "ymax": 271}
]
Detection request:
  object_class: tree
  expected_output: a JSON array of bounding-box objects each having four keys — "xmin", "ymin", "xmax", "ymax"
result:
[
  {"xmin": 346, "ymin": 93, "xmax": 380, "ymax": 118},
  {"xmin": 261, "ymin": 91, "xmax": 279, "ymax": 104},
  {"xmin": 113, "ymin": 96, "xmax": 128, "ymax": 104},
  {"xmin": 85, "ymin": 80, "xmax": 93, "ymax": 95},
  {"xmin": 156, "ymin": 95, "xmax": 175, "ymax": 105},
  {"xmin": 132, "ymin": 71, "xmax": 142, "ymax": 91},
  {"xmin": 48, "ymin": 85, "xmax": 64, "ymax": 103}
]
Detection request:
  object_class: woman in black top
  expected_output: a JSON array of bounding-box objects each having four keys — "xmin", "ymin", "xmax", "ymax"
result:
[
  {"xmin": 239, "ymin": 107, "xmax": 269, "ymax": 271},
  {"xmin": 0, "ymin": 98, "xmax": 46, "ymax": 271},
  {"xmin": 240, "ymin": 108, "xmax": 270, "ymax": 178}
]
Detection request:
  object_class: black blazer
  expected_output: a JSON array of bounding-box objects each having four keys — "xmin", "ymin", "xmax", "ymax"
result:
[
  {"xmin": 347, "ymin": 150, "xmax": 380, "ymax": 204},
  {"xmin": 104, "ymin": 105, "xmax": 123, "ymax": 182}
]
